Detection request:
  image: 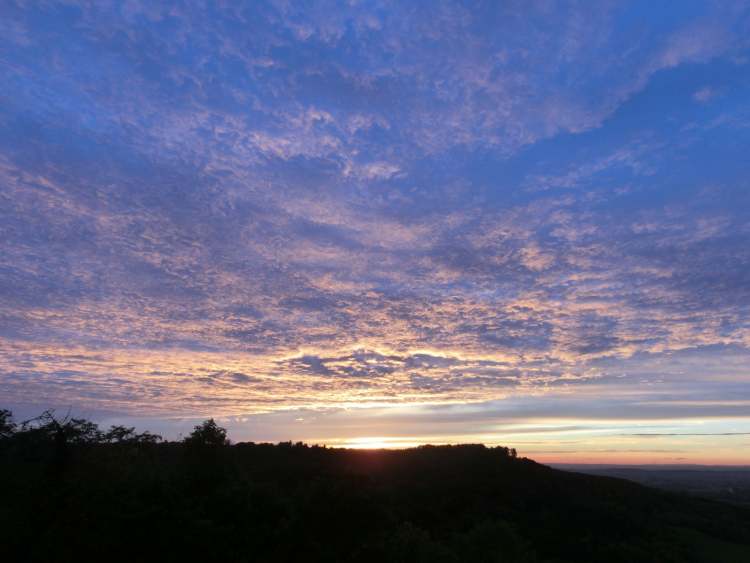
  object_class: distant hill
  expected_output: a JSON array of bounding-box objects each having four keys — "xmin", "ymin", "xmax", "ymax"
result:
[
  {"xmin": 553, "ymin": 464, "xmax": 750, "ymax": 508},
  {"xmin": 2, "ymin": 414, "xmax": 750, "ymax": 562}
]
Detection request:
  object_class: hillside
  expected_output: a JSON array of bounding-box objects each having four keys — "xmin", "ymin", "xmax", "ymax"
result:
[{"xmin": 1, "ymin": 415, "xmax": 750, "ymax": 562}]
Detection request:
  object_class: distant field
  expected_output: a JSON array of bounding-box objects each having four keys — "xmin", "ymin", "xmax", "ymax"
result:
[{"xmin": 554, "ymin": 465, "xmax": 750, "ymax": 507}]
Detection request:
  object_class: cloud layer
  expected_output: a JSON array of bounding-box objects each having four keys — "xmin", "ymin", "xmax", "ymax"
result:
[{"xmin": 1, "ymin": 1, "xmax": 750, "ymax": 459}]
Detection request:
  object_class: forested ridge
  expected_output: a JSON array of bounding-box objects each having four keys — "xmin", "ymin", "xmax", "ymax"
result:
[{"xmin": 2, "ymin": 409, "xmax": 749, "ymax": 562}]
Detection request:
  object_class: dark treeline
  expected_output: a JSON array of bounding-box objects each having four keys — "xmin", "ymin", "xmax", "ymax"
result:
[{"xmin": 1, "ymin": 409, "xmax": 750, "ymax": 563}]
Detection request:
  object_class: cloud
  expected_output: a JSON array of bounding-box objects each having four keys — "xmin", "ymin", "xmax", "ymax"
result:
[
  {"xmin": 0, "ymin": 0, "xmax": 749, "ymax": 455},
  {"xmin": 693, "ymin": 87, "xmax": 717, "ymax": 103}
]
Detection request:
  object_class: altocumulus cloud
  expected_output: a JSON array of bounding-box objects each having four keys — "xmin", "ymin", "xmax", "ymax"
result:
[{"xmin": 0, "ymin": 0, "xmax": 749, "ymax": 437}]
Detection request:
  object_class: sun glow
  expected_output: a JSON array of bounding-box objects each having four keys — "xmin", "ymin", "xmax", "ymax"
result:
[{"xmin": 333, "ymin": 437, "xmax": 425, "ymax": 449}]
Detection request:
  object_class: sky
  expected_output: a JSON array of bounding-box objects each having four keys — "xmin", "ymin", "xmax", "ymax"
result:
[{"xmin": 1, "ymin": 1, "xmax": 750, "ymax": 464}]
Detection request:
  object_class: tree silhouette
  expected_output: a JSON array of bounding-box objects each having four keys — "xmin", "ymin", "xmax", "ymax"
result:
[
  {"xmin": 0, "ymin": 409, "xmax": 14, "ymax": 439},
  {"xmin": 19, "ymin": 410, "xmax": 103, "ymax": 444},
  {"xmin": 103, "ymin": 424, "xmax": 161, "ymax": 444},
  {"xmin": 184, "ymin": 418, "xmax": 229, "ymax": 447},
  {"xmin": 182, "ymin": 419, "xmax": 230, "ymax": 488}
]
